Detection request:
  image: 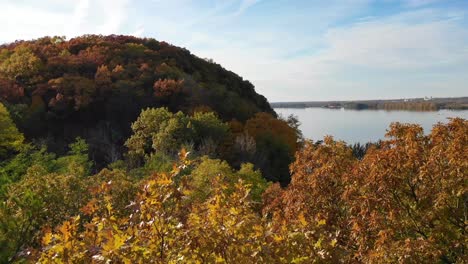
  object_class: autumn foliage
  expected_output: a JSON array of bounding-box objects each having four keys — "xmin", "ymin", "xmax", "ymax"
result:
[
  {"xmin": 0, "ymin": 35, "xmax": 274, "ymax": 166},
  {"xmin": 0, "ymin": 118, "xmax": 459, "ymax": 263},
  {"xmin": 264, "ymin": 118, "xmax": 467, "ymax": 263},
  {"xmin": 0, "ymin": 36, "xmax": 466, "ymax": 263}
]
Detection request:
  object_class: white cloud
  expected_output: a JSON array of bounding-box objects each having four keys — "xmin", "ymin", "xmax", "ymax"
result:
[{"xmin": 0, "ymin": 0, "xmax": 132, "ymax": 43}]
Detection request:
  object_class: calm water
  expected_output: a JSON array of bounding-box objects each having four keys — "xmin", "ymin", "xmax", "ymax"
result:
[{"xmin": 275, "ymin": 108, "xmax": 468, "ymax": 144}]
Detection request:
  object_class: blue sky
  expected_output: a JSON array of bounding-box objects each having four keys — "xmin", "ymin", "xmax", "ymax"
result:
[{"xmin": 1, "ymin": 0, "xmax": 467, "ymax": 102}]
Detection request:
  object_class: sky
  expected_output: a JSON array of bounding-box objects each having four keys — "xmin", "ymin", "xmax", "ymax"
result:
[{"xmin": 1, "ymin": 0, "xmax": 467, "ymax": 102}]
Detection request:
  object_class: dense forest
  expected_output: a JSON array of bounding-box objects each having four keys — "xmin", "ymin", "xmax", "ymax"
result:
[
  {"xmin": 0, "ymin": 35, "xmax": 467, "ymax": 263},
  {"xmin": 0, "ymin": 35, "xmax": 279, "ymax": 171}
]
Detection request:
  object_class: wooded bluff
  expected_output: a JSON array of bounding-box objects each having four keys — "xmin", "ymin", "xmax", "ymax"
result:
[{"xmin": 0, "ymin": 35, "xmax": 277, "ymax": 170}]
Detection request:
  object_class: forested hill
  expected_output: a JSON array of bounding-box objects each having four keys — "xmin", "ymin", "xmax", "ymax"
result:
[{"xmin": 0, "ymin": 35, "xmax": 274, "ymax": 164}]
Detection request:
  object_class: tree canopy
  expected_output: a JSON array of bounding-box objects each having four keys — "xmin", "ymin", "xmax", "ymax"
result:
[
  {"xmin": 0, "ymin": 102, "xmax": 24, "ymax": 159},
  {"xmin": 0, "ymin": 35, "xmax": 274, "ymax": 167}
]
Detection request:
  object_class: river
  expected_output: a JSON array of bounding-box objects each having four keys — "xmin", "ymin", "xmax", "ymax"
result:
[{"xmin": 274, "ymin": 108, "xmax": 468, "ymax": 144}]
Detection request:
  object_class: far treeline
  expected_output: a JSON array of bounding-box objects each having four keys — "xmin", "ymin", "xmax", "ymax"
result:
[{"xmin": 272, "ymin": 97, "xmax": 468, "ymax": 111}]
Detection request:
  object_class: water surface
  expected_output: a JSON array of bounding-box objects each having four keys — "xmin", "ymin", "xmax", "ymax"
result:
[{"xmin": 275, "ymin": 108, "xmax": 468, "ymax": 144}]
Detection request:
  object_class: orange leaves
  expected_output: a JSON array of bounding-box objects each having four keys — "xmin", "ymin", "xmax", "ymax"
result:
[
  {"xmin": 58, "ymin": 220, "xmax": 73, "ymax": 242},
  {"xmin": 95, "ymin": 65, "xmax": 112, "ymax": 90},
  {"xmin": 81, "ymin": 199, "xmax": 99, "ymax": 216},
  {"xmin": 298, "ymin": 212, "xmax": 307, "ymax": 227},
  {"xmin": 245, "ymin": 112, "xmax": 298, "ymax": 155},
  {"xmin": 262, "ymin": 118, "xmax": 468, "ymax": 263},
  {"xmin": 153, "ymin": 78, "xmax": 184, "ymax": 98}
]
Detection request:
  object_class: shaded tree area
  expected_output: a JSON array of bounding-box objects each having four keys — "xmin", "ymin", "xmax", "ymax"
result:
[{"xmin": 0, "ymin": 35, "xmax": 274, "ymax": 168}]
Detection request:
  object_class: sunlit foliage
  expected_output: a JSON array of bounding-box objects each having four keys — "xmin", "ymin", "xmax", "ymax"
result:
[
  {"xmin": 0, "ymin": 117, "xmax": 465, "ymax": 263},
  {"xmin": 264, "ymin": 118, "xmax": 467, "ymax": 263},
  {"xmin": 125, "ymin": 107, "xmax": 228, "ymax": 159},
  {"xmin": 0, "ymin": 103, "xmax": 24, "ymax": 159},
  {"xmin": 0, "ymin": 45, "xmax": 41, "ymax": 81}
]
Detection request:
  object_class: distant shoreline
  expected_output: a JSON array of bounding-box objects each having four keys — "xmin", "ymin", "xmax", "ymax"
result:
[{"xmin": 271, "ymin": 96, "xmax": 468, "ymax": 111}]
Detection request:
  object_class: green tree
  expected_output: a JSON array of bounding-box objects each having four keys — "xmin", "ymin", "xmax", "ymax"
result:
[
  {"xmin": 0, "ymin": 103, "xmax": 24, "ymax": 159},
  {"xmin": 0, "ymin": 45, "xmax": 41, "ymax": 80},
  {"xmin": 125, "ymin": 107, "xmax": 174, "ymax": 157},
  {"xmin": 0, "ymin": 166, "xmax": 88, "ymax": 262},
  {"xmin": 188, "ymin": 157, "xmax": 268, "ymax": 204},
  {"xmin": 126, "ymin": 108, "xmax": 229, "ymax": 159},
  {"xmin": 0, "ymin": 145, "xmax": 56, "ymax": 196},
  {"xmin": 190, "ymin": 111, "xmax": 229, "ymax": 152},
  {"xmin": 55, "ymin": 137, "xmax": 92, "ymax": 177}
]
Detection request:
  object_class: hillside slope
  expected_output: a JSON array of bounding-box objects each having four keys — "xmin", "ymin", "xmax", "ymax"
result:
[{"xmin": 0, "ymin": 35, "xmax": 274, "ymax": 164}]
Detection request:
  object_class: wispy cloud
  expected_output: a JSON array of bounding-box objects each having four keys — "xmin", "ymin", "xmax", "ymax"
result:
[
  {"xmin": 268, "ymin": 9, "xmax": 468, "ymax": 100},
  {"xmin": 0, "ymin": 0, "xmax": 135, "ymax": 42},
  {"xmin": 233, "ymin": 0, "xmax": 262, "ymax": 16},
  {"xmin": 404, "ymin": 0, "xmax": 442, "ymax": 7}
]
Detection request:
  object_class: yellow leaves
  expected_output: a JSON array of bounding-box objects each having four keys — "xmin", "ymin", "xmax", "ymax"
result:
[
  {"xmin": 102, "ymin": 232, "xmax": 126, "ymax": 253},
  {"xmin": 298, "ymin": 212, "xmax": 307, "ymax": 227},
  {"xmin": 273, "ymin": 234, "xmax": 284, "ymax": 242},
  {"xmin": 291, "ymin": 256, "xmax": 310, "ymax": 263},
  {"xmin": 252, "ymin": 224, "xmax": 264, "ymax": 238},
  {"xmin": 42, "ymin": 228, "xmax": 53, "ymax": 246},
  {"xmin": 97, "ymin": 222, "xmax": 104, "ymax": 232},
  {"xmin": 58, "ymin": 221, "xmax": 72, "ymax": 242},
  {"xmin": 155, "ymin": 173, "xmax": 172, "ymax": 186},
  {"xmin": 317, "ymin": 219, "xmax": 326, "ymax": 226},
  {"xmin": 314, "ymin": 238, "xmax": 323, "ymax": 249},
  {"xmin": 106, "ymin": 199, "xmax": 113, "ymax": 215},
  {"xmin": 229, "ymin": 207, "xmax": 240, "ymax": 215},
  {"xmin": 215, "ymin": 255, "xmax": 226, "ymax": 263}
]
